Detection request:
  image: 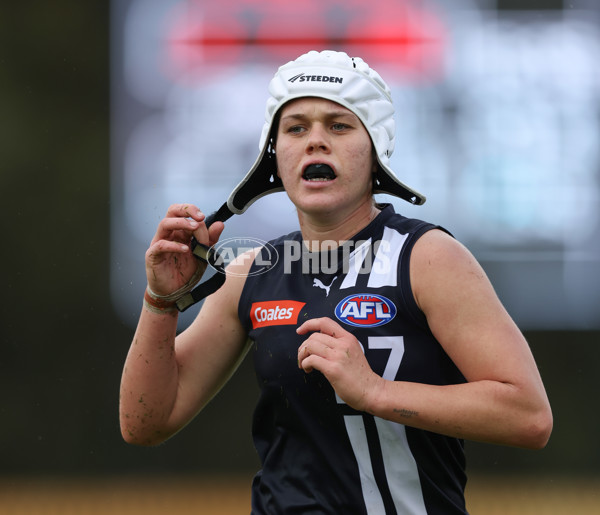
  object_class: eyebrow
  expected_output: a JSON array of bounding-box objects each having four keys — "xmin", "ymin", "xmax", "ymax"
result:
[{"xmin": 279, "ymin": 111, "xmax": 358, "ymax": 123}]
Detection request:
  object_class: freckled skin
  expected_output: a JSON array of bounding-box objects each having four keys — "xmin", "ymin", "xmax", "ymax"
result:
[{"xmin": 274, "ymin": 98, "xmax": 376, "ymax": 227}]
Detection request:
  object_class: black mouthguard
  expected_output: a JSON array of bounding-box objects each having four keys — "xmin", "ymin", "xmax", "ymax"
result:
[{"xmin": 303, "ymin": 163, "xmax": 336, "ymax": 180}]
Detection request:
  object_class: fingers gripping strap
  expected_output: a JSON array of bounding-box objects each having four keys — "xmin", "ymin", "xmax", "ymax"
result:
[
  {"xmin": 174, "ymin": 203, "xmax": 233, "ymax": 311},
  {"xmin": 175, "ymin": 241, "xmax": 226, "ymax": 312}
]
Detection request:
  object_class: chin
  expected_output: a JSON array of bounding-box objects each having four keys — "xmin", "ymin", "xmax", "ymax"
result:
[{"xmin": 298, "ymin": 199, "xmax": 351, "ymax": 220}]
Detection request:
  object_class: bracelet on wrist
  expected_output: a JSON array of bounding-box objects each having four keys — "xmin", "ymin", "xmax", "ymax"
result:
[
  {"xmin": 144, "ymin": 262, "xmax": 207, "ymax": 315},
  {"xmin": 143, "ymin": 288, "xmax": 178, "ymax": 315}
]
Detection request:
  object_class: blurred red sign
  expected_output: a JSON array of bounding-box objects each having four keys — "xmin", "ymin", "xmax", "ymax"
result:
[{"xmin": 165, "ymin": 0, "xmax": 447, "ymax": 82}]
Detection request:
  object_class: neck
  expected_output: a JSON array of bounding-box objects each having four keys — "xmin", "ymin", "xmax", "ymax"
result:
[{"xmin": 297, "ymin": 199, "xmax": 381, "ymax": 251}]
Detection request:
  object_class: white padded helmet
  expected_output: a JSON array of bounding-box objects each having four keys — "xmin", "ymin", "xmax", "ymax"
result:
[{"xmin": 227, "ymin": 50, "xmax": 426, "ymax": 215}]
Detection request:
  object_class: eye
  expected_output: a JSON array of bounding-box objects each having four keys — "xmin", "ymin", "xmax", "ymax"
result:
[
  {"xmin": 331, "ymin": 122, "xmax": 350, "ymax": 132},
  {"xmin": 286, "ymin": 125, "xmax": 306, "ymax": 134}
]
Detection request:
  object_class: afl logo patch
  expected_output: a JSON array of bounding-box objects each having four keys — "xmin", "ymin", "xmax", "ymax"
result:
[{"xmin": 335, "ymin": 294, "xmax": 396, "ymax": 328}]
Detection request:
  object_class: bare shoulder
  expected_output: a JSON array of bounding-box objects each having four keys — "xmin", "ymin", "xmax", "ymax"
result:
[
  {"xmin": 409, "ymin": 229, "xmax": 528, "ymax": 376},
  {"xmin": 410, "ymin": 229, "xmax": 489, "ymax": 312},
  {"xmin": 411, "ymin": 228, "xmax": 478, "ymax": 266}
]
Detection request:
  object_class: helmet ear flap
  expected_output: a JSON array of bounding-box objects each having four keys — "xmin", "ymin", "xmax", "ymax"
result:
[
  {"xmin": 266, "ymin": 136, "xmax": 276, "ymax": 156},
  {"xmin": 266, "ymin": 137, "xmax": 279, "ymax": 178},
  {"xmin": 268, "ymin": 110, "xmax": 281, "ymax": 153}
]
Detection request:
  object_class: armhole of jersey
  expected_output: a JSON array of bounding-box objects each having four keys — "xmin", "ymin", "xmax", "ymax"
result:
[
  {"xmin": 399, "ymin": 223, "xmax": 453, "ymax": 332},
  {"xmin": 237, "ymin": 249, "xmax": 264, "ymax": 331},
  {"xmin": 238, "ymin": 271, "xmax": 255, "ymax": 332}
]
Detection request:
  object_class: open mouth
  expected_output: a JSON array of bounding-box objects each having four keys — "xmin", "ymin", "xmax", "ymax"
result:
[{"xmin": 302, "ymin": 163, "xmax": 336, "ymax": 182}]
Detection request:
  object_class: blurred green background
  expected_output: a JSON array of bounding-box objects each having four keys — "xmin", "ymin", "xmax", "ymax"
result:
[{"xmin": 1, "ymin": 0, "xmax": 598, "ymax": 488}]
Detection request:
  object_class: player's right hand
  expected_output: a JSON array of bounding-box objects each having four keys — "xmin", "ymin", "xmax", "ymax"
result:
[{"xmin": 144, "ymin": 203, "xmax": 225, "ymax": 297}]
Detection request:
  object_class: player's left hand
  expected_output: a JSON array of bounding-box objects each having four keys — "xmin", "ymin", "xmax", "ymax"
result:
[{"xmin": 297, "ymin": 317, "xmax": 384, "ymax": 413}]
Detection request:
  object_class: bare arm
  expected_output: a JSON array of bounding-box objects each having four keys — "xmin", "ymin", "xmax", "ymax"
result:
[
  {"xmin": 297, "ymin": 230, "xmax": 552, "ymax": 449},
  {"xmin": 119, "ymin": 204, "xmax": 251, "ymax": 446}
]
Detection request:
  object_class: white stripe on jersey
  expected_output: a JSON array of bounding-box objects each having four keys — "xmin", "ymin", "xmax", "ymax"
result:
[
  {"xmin": 339, "ymin": 227, "xmax": 409, "ymax": 290},
  {"xmin": 339, "ymin": 238, "xmax": 372, "ymax": 289},
  {"xmin": 344, "ymin": 416, "xmax": 427, "ymax": 514},
  {"xmin": 368, "ymin": 226, "xmax": 409, "ymax": 288},
  {"xmin": 343, "ymin": 415, "xmax": 387, "ymax": 513},
  {"xmin": 375, "ymin": 417, "xmax": 428, "ymax": 514},
  {"xmin": 343, "ymin": 335, "xmax": 427, "ymax": 514}
]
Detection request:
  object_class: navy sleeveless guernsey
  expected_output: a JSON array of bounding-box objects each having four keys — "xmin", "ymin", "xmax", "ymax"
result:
[{"xmin": 238, "ymin": 205, "xmax": 468, "ymax": 514}]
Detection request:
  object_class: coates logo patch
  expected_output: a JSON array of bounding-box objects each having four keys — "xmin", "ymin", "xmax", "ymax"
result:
[
  {"xmin": 250, "ymin": 300, "xmax": 306, "ymax": 329},
  {"xmin": 335, "ymin": 294, "xmax": 396, "ymax": 328}
]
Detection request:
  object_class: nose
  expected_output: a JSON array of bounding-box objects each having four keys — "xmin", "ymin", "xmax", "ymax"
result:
[{"xmin": 305, "ymin": 124, "xmax": 330, "ymax": 154}]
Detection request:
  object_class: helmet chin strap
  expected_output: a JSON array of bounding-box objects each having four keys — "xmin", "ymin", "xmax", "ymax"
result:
[
  {"xmin": 204, "ymin": 203, "xmax": 235, "ymax": 228},
  {"xmin": 175, "ymin": 203, "xmax": 234, "ymax": 312}
]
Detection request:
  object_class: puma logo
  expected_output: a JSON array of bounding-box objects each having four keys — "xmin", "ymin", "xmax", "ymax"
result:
[{"xmin": 313, "ymin": 277, "xmax": 337, "ymax": 297}]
